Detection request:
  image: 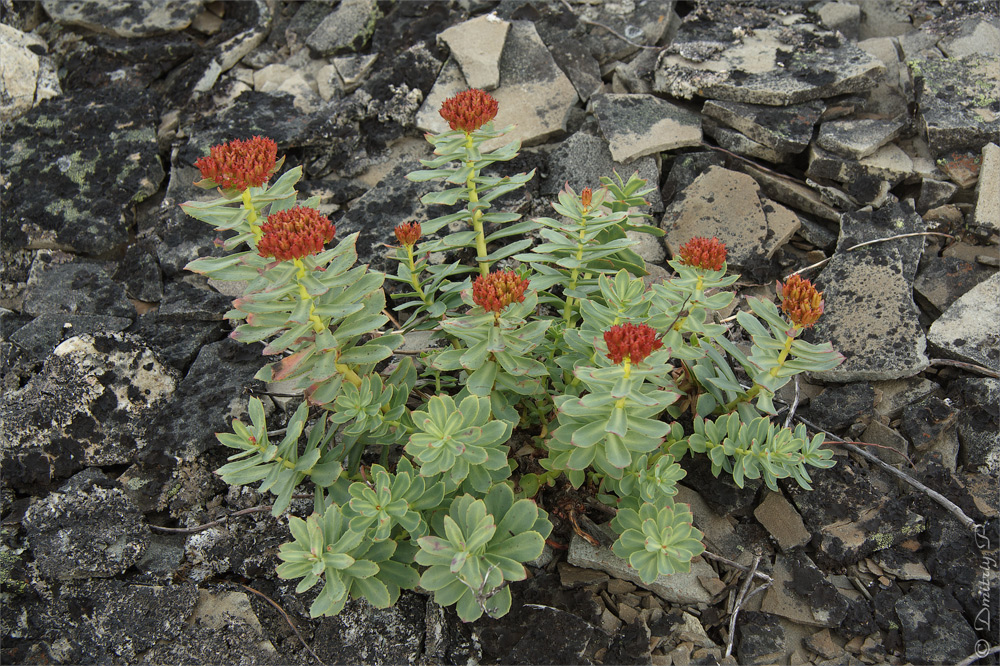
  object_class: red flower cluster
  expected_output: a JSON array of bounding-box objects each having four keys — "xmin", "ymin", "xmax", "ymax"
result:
[
  {"xmin": 195, "ymin": 136, "xmax": 278, "ymax": 191},
  {"xmin": 472, "ymin": 270, "xmax": 529, "ymax": 313},
  {"xmin": 604, "ymin": 323, "xmax": 663, "ymax": 365},
  {"xmin": 777, "ymin": 274, "xmax": 825, "ymax": 329},
  {"xmin": 257, "ymin": 206, "xmax": 335, "ymax": 262},
  {"xmin": 678, "ymin": 236, "xmax": 727, "ymax": 272},
  {"xmin": 439, "ymin": 89, "xmax": 499, "ymax": 133},
  {"xmin": 394, "ymin": 221, "xmax": 422, "ymax": 247}
]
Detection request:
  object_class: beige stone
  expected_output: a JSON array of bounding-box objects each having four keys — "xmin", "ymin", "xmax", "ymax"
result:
[
  {"xmin": 0, "ymin": 24, "xmax": 42, "ymax": 122},
  {"xmin": 754, "ymin": 491, "xmax": 811, "ymax": 551},
  {"xmin": 438, "ymin": 13, "xmax": 509, "ymax": 90},
  {"xmin": 974, "ymin": 143, "xmax": 1000, "ymax": 232}
]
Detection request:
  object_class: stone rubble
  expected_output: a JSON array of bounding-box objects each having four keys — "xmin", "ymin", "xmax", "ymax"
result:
[{"xmin": 1, "ymin": 0, "xmax": 998, "ymax": 664}]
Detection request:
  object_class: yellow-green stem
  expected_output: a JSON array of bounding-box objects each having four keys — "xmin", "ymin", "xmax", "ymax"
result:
[
  {"xmin": 464, "ymin": 134, "xmax": 489, "ymax": 276},
  {"xmin": 405, "ymin": 244, "xmax": 430, "ymax": 305},
  {"xmin": 769, "ymin": 333, "xmax": 795, "ymax": 377},
  {"xmin": 242, "ymin": 189, "xmax": 263, "ymax": 243},
  {"xmin": 293, "ymin": 258, "xmax": 326, "ymax": 333},
  {"xmin": 335, "ymin": 362, "xmax": 364, "ymax": 388},
  {"xmin": 562, "ymin": 226, "xmax": 588, "ymax": 325}
]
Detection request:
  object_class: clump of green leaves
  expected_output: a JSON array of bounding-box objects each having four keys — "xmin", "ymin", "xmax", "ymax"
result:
[{"xmin": 184, "ymin": 90, "xmax": 843, "ymax": 623}]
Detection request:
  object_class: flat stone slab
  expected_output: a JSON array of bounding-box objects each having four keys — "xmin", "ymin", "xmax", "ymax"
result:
[
  {"xmin": 703, "ymin": 119, "xmax": 793, "ymax": 163},
  {"xmin": 836, "ymin": 198, "xmax": 928, "ymax": 280},
  {"xmin": 567, "ymin": 528, "xmax": 717, "ymax": 605},
  {"xmin": 591, "ymin": 93, "xmax": 702, "ymax": 163},
  {"xmin": 438, "ymin": 13, "xmax": 509, "ymax": 91},
  {"xmin": 816, "ymin": 117, "xmax": 907, "ymax": 159},
  {"xmin": 23, "ymin": 256, "xmax": 135, "ymax": 319},
  {"xmin": 928, "ymin": 272, "xmax": 1000, "ymax": 374},
  {"xmin": 417, "ymin": 21, "xmax": 578, "ymax": 151},
  {"xmin": 754, "ymin": 491, "xmax": 811, "ymax": 551},
  {"xmin": 760, "ymin": 553, "xmax": 849, "ymax": 627},
  {"xmin": 974, "ymin": 142, "xmax": 1000, "ymax": 232},
  {"xmin": 806, "ymin": 143, "xmax": 914, "ymax": 188},
  {"xmin": 306, "ymin": 0, "xmax": 380, "ymax": 56},
  {"xmin": 41, "ymin": 0, "xmax": 203, "ymax": 37},
  {"xmin": 653, "ymin": 5, "xmax": 885, "ymax": 105},
  {"xmin": 660, "ymin": 166, "xmax": 801, "ymax": 269},
  {"xmin": 810, "ymin": 247, "xmax": 929, "ymax": 382},
  {"xmin": 738, "ymin": 163, "xmax": 841, "ymax": 223},
  {"xmin": 702, "ymin": 99, "xmax": 825, "ymax": 153},
  {"xmin": 914, "ymin": 255, "xmax": 995, "ymax": 315},
  {"xmin": 909, "ymin": 54, "xmax": 1000, "ymax": 157}
]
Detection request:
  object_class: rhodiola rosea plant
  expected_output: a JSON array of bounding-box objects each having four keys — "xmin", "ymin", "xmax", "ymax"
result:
[{"xmin": 181, "ymin": 89, "xmax": 844, "ymax": 621}]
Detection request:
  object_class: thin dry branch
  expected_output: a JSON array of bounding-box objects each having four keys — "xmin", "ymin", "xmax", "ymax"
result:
[
  {"xmin": 929, "ymin": 358, "xmax": 1000, "ymax": 379},
  {"xmin": 148, "ymin": 494, "xmax": 313, "ymax": 534},
  {"xmin": 702, "ymin": 550, "xmax": 773, "ymax": 584},
  {"xmin": 724, "ymin": 555, "xmax": 766, "ymax": 659},
  {"xmin": 956, "ymin": 645, "xmax": 1000, "ymax": 666},
  {"xmin": 241, "ymin": 584, "xmax": 327, "ymax": 666}
]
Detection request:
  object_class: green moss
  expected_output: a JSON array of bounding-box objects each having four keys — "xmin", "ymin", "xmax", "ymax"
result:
[
  {"xmin": 0, "ymin": 544, "xmax": 28, "ymax": 595},
  {"xmin": 45, "ymin": 199, "xmax": 86, "ymax": 221}
]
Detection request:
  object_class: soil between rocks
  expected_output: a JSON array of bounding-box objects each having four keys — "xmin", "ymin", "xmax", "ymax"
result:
[{"xmin": 1, "ymin": 1, "xmax": 999, "ymax": 665}]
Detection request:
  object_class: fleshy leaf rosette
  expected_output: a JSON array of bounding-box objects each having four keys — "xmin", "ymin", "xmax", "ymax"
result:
[
  {"xmin": 439, "ymin": 89, "xmax": 499, "ymax": 133},
  {"xmin": 776, "ymin": 274, "xmax": 824, "ymax": 329},
  {"xmin": 610, "ymin": 497, "xmax": 704, "ymax": 584},
  {"xmin": 194, "ymin": 135, "xmax": 280, "ymax": 191},
  {"xmin": 257, "ymin": 206, "xmax": 336, "ymax": 262}
]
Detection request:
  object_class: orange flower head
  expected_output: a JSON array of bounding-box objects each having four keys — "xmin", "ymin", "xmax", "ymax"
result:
[
  {"xmin": 604, "ymin": 323, "xmax": 663, "ymax": 365},
  {"xmin": 472, "ymin": 270, "xmax": 529, "ymax": 313},
  {"xmin": 678, "ymin": 236, "xmax": 727, "ymax": 272},
  {"xmin": 257, "ymin": 206, "xmax": 335, "ymax": 262},
  {"xmin": 777, "ymin": 274, "xmax": 825, "ymax": 329},
  {"xmin": 439, "ymin": 89, "xmax": 499, "ymax": 133},
  {"xmin": 581, "ymin": 187, "xmax": 593, "ymax": 209},
  {"xmin": 394, "ymin": 221, "xmax": 422, "ymax": 247},
  {"xmin": 194, "ymin": 136, "xmax": 278, "ymax": 191}
]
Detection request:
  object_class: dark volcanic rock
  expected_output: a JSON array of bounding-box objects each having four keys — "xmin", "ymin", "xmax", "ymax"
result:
[
  {"xmin": 22, "ymin": 255, "xmax": 135, "ymax": 319},
  {"xmin": 114, "ymin": 243, "xmax": 164, "ymax": 303},
  {"xmin": 22, "ymin": 469, "xmax": 150, "ymax": 580},
  {"xmin": 736, "ymin": 611, "xmax": 785, "ymax": 666},
  {"xmin": 681, "ymin": 454, "xmax": 762, "ymax": 516},
  {"xmin": 1, "ymin": 87, "xmax": 163, "ymax": 256},
  {"xmin": 59, "ymin": 32, "xmax": 198, "ymax": 92},
  {"xmin": 41, "ymin": 0, "xmax": 204, "ymax": 37},
  {"xmin": 310, "ymin": 593, "xmax": 425, "ymax": 664},
  {"xmin": 158, "ymin": 280, "xmax": 234, "ymax": 322},
  {"xmin": 128, "ymin": 312, "xmax": 225, "ymax": 372},
  {"xmin": 914, "ymin": 254, "xmax": 995, "ymax": 316},
  {"xmin": 902, "ymin": 396, "xmax": 961, "ymax": 452},
  {"xmin": 1, "ymin": 333, "xmax": 178, "ymax": 488},
  {"xmin": 799, "ymin": 382, "xmax": 875, "ymax": 432},
  {"xmin": 953, "ymin": 378, "xmax": 1000, "ymax": 474},
  {"xmin": 896, "ymin": 583, "xmax": 977, "ymax": 666},
  {"xmin": 8, "ymin": 313, "xmax": 133, "ymax": 365}
]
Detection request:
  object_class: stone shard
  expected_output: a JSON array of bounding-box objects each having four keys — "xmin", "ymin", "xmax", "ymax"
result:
[
  {"xmin": 736, "ymin": 611, "xmax": 786, "ymax": 666},
  {"xmin": 896, "ymin": 583, "xmax": 978, "ymax": 666},
  {"xmin": 909, "ymin": 54, "xmax": 1000, "ymax": 157},
  {"xmin": 974, "ymin": 142, "xmax": 1000, "ymax": 232},
  {"xmin": 592, "ymin": 93, "xmax": 702, "ymax": 163},
  {"xmin": 438, "ymin": 13, "xmax": 510, "ymax": 91},
  {"xmin": 914, "ymin": 255, "xmax": 995, "ymax": 316},
  {"xmin": 928, "ymin": 272, "xmax": 1000, "ymax": 374},
  {"xmin": 737, "ymin": 163, "xmax": 841, "ymax": 223},
  {"xmin": 8, "ymin": 313, "xmax": 133, "ymax": 364},
  {"xmin": 0, "ymin": 23, "xmax": 52, "ymax": 122},
  {"xmin": 417, "ymin": 21, "xmax": 578, "ymax": 151},
  {"xmin": 937, "ymin": 19, "xmax": 1000, "ymax": 59},
  {"xmin": 23, "ymin": 256, "xmax": 135, "ymax": 319},
  {"xmin": 754, "ymin": 491, "xmax": 811, "ymax": 551},
  {"xmin": 702, "ymin": 99, "xmax": 825, "ymax": 153},
  {"xmin": 660, "ymin": 166, "xmax": 800, "ymax": 271},
  {"xmin": 816, "ymin": 117, "xmax": 907, "ymax": 159},
  {"xmin": 806, "ymin": 143, "xmax": 913, "ymax": 189},
  {"xmin": 761, "ymin": 552, "xmax": 850, "ymax": 627},
  {"xmin": 835, "ymin": 198, "xmax": 928, "ymax": 280},
  {"xmin": 816, "ymin": 498, "xmax": 925, "ymax": 566},
  {"xmin": 306, "ymin": 0, "xmax": 380, "ymax": 56},
  {"xmin": 41, "ymin": 0, "xmax": 203, "ymax": 38},
  {"xmin": 703, "ymin": 118, "xmax": 793, "ymax": 163},
  {"xmin": 653, "ymin": 5, "xmax": 885, "ymax": 105}
]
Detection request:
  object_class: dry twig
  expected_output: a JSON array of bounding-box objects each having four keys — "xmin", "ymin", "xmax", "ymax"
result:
[
  {"xmin": 702, "ymin": 550, "xmax": 773, "ymax": 584},
  {"xmin": 956, "ymin": 645, "xmax": 1000, "ymax": 666},
  {"xmin": 148, "ymin": 494, "xmax": 313, "ymax": 534},
  {"xmin": 241, "ymin": 584, "xmax": 326, "ymax": 666},
  {"xmin": 724, "ymin": 555, "xmax": 766, "ymax": 659},
  {"xmin": 929, "ymin": 358, "xmax": 1000, "ymax": 379}
]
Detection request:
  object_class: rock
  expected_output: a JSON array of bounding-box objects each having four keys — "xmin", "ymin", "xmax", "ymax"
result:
[
  {"xmin": 917, "ymin": 178, "xmax": 958, "ymax": 213},
  {"xmin": 158, "ymin": 281, "xmax": 234, "ymax": 322},
  {"xmin": 817, "ymin": 2, "xmax": 860, "ymax": 41},
  {"xmin": 855, "ymin": 36, "xmax": 912, "ymax": 120},
  {"xmin": 810, "ymin": 247, "xmax": 928, "ymax": 382},
  {"xmin": 306, "ymin": 0, "xmax": 380, "ymax": 56},
  {"xmin": 936, "ymin": 148, "xmax": 983, "ymax": 189},
  {"xmin": 872, "ymin": 376, "xmax": 940, "ymax": 420},
  {"xmin": 418, "ymin": 21, "xmax": 578, "ymax": 151},
  {"xmin": 909, "ymin": 54, "xmax": 1000, "ymax": 157},
  {"xmin": 332, "ymin": 53, "xmax": 379, "ymax": 93},
  {"xmin": 558, "ymin": 561, "xmax": 610, "ymax": 589},
  {"xmin": 1, "ymin": 88, "xmax": 163, "ymax": 256},
  {"xmin": 804, "ymin": 628, "xmax": 844, "ymax": 661},
  {"xmin": 860, "ymin": 420, "xmax": 910, "ymax": 467},
  {"xmin": 800, "ymin": 383, "xmax": 875, "ymax": 432},
  {"xmin": 654, "ymin": 5, "xmax": 885, "ymax": 105},
  {"xmin": 679, "ymin": 456, "xmax": 762, "ymax": 517},
  {"xmin": 816, "ymin": 117, "xmax": 907, "ymax": 160},
  {"xmin": 896, "ymin": 583, "xmax": 977, "ymax": 666},
  {"xmin": 660, "ymin": 166, "xmax": 800, "ymax": 273},
  {"xmin": 938, "ymin": 18, "xmax": 1000, "ymax": 59},
  {"xmin": 22, "ymin": 255, "xmax": 134, "ymax": 319},
  {"xmin": 928, "ymin": 272, "xmax": 1000, "ymax": 374},
  {"xmin": 591, "ymin": 93, "xmax": 702, "ymax": 163},
  {"xmin": 128, "ymin": 312, "xmax": 224, "ymax": 372},
  {"xmin": 545, "ymin": 37, "xmax": 603, "ymax": 102},
  {"xmin": 0, "ymin": 334, "xmax": 178, "ymax": 488},
  {"xmin": 114, "ymin": 243, "xmax": 164, "ymax": 303},
  {"xmin": 438, "ymin": 13, "xmax": 509, "ymax": 91},
  {"xmin": 953, "ymin": 377, "xmax": 1000, "ymax": 474},
  {"xmin": 761, "ymin": 552, "xmax": 851, "ymax": 627},
  {"xmin": 754, "ymin": 491, "xmax": 811, "ymax": 552},
  {"xmin": 737, "ymin": 163, "xmax": 841, "ymax": 224},
  {"xmin": 604, "ymin": 617, "xmax": 651, "ymax": 665},
  {"xmin": 736, "ymin": 611, "xmax": 785, "ymax": 666},
  {"xmin": 252, "ymin": 64, "xmax": 320, "ymax": 113},
  {"xmin": 702, "ymin": 99, "xmax": 825, "ymax": 153},
  {"xmin": 806, "ymin": 144, "xmax": 913, "ymax": 192},
  {"xmin": 189, "ymin": 0, "xmax": 272, "ymax": 95},
  {"xmin": 142, "ymin": 338, "xmax": 263, "ymax": 461},
  {"xmin": 873, "ymin": 547, "xmax": 931, "ymax": 581},
  {"xmin": 703, "ymin": 119, "xmax": 793, "ymax": 164},
  {"xmin": 493, "ymin": 600, "xmax": 600, "ymax": 665},
  {"xmin": 974, "ymin": 142, "xmax": 1000, "ymax": 232},
  {"xmin": 914, "ymin": 255, "xmax": 995, "ymax": 316},
  {"xmin": 675, "ymin": 484, "xmax": 748, "ymax": 563},
  {"xmin": 816, "ymin": 497, "xmax": 925, "ymax": 566},
  {"xmin": 41, "ymin": 0, "xmax": 204, "ymax": 37},
  {"xmin": 567, "ymin": 527, "xmax": 718, "ymax": 605},
  {"xmin": 8, "ymin": 313, "xmax": 133, "ymax": 365},
  {"xmin": 0, "ymin": 23, "xmax": 58, "ymax": 123},
  {"xmin": 543, "ymin": 129, "xmax": 663, "ymax": 212},
  {"xmin": 661, "ymin": 151, "xmax": 725, "ymax": 203},
  {"xmin": 22, "ymin": 470, "xmax": 150, "ymax": 579}
]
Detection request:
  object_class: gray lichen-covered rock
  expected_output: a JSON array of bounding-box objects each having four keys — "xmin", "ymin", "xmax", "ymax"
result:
[
  {"xmin": 1, "ymin": 334, "xmax": 178, "ymax": 488},
  {"xmin": 660, "ymin": 166, "xmax": 800, "ymax": 273},
  {"xmin": 836, "ymin": 198, "xmax": 928, "ymax": 280},
  {"xmin": 22, "ymin": 254, "xmax": 135, "ymax": 319},
  {"xmin": 310, "ymin": 593, "xmax": 426, "ymax": 664},
  {"xmin": 896, "ymin": 583, "xmax": 977, "ymax": 666},
  {"xmin": 654, "ymin": 5, "xmax": 885, "ymax": 105},
  {"xmin": 702, "ymin": 99, "xmax": 825, "ymax": 153},
  {"xmin": 928, "ymin": 271, "xmax": 1000, "ymax": 374},
  {"xmin": 306, "ymin": 0, "xmax": 381, "ymax": 56},
  {"xmin": 816, "ymin": 117, "xmax": 907, "ymax": 159},
  {"xmin": 909, "ymin": 54, "xmax": 1000, "ymax": 157},
  {"xmin": 1, "ymin": 87, "xmax": 163, "ymax": 256},
  {"xmin": 41, "ymin": 0, "xmax": 204, "ymax": 37},
  {"xmin": 954, "ymin": 377, "xmax": 1000, "ymax": 474},
  {"xmin": 591, "ymin": 93, "xmax": 702, "ymax": 163},
  {"xmin": 8, "ymin": 313, "xmax": 133, "ymax": 364},
  {"xmin": 22, "ymin": 470, "xmax": 151, "ymax": 580},
  {"xmin": 736, "ymin": 611, "xmax": 785, "ymax": 666},
  {"xmin": 913, "ymin": 255, "xmax": 995, "ymax": 315}
]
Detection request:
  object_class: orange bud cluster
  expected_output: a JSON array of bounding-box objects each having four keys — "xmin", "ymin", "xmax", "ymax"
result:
[
  {"xmin": 439, "ymin": 89, "xmax": 499, "ymax": 133},
  {"xmin": 581, "ymin": 187, "xmax": 593, "ymax": 209},
  {"xmin": 777, "ymin": 274, "xmax": 825, "ymax": 329},
  {"xmin": 678, "ymin": 236, "xmax": 727, "ymax": 272},
  {"xmin": 472, "ymin": 270, "xmax": 529, "ymax": 313},
  {"xmin": 604, "ymin": 323, "xmax": 663, "ymax": 365},
  {"xmin": 194, "ymin": 136, "xmax": 278, "ymax": 191},
  {"xmin": 257, "ymin": 206, "xmax": 335, "ymax": 262},
  {"xmin": 394, "ymin": 221, "xmax": 422, "ymax": 246}
]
